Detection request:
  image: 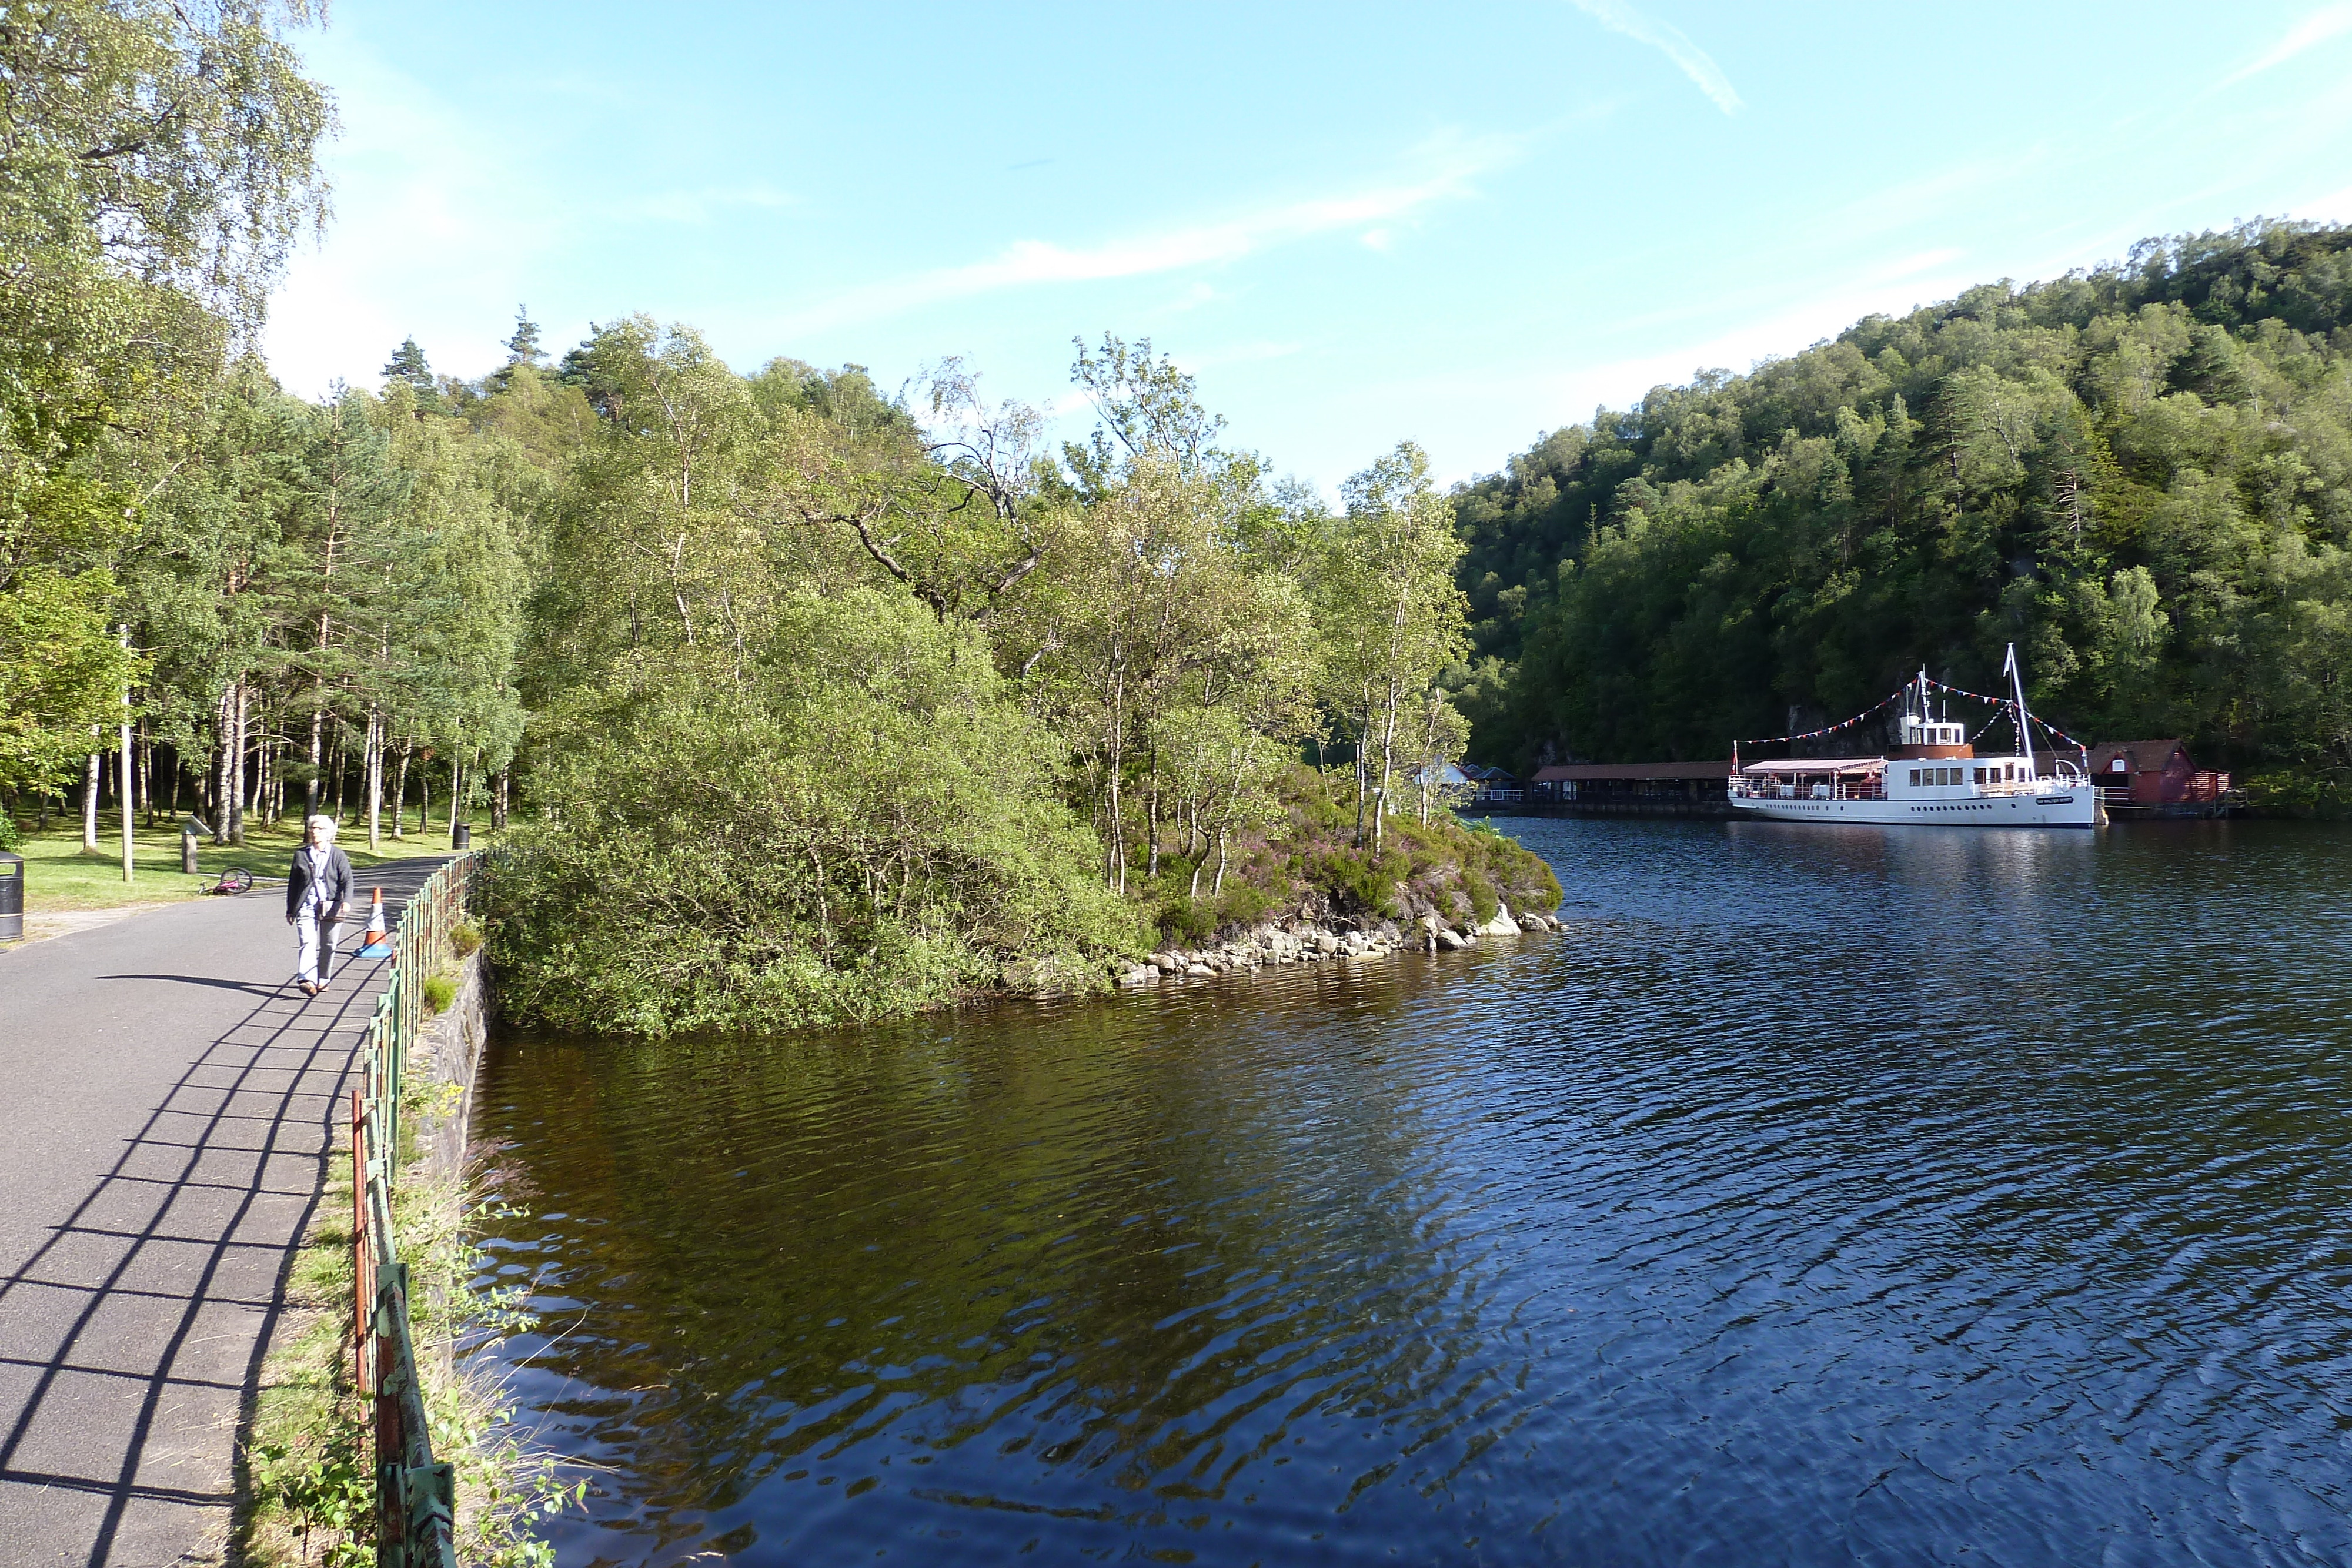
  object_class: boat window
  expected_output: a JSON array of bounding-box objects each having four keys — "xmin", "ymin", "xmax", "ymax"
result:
[{"xmin": 1908, "ymin": 768, "xmax": 1920, "ymax": 785}]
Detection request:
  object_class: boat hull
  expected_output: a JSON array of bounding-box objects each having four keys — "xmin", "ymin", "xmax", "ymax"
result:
[{"xmin": 1730, "ymin": 792, "xmax": 2097, "ymax": 827}]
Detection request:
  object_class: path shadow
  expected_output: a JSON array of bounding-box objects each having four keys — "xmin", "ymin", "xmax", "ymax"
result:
[
  {"xmin": 93, "ymin": 975, "xmax": 291, "ymax": 998},
  {"xmin": 0, "ymin": 857, "xmax": 449, "ymax": 1567}
]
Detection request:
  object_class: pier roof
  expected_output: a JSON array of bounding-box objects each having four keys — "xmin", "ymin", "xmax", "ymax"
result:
[{"xmin": 1532, "ymin": 760, "xmax": 1732, "ymax": 783}]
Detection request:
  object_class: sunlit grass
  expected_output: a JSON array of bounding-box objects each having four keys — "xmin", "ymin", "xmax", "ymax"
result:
[{"xmin": 8, "ymin": 813, "xmax": 486, "ymax": 915}]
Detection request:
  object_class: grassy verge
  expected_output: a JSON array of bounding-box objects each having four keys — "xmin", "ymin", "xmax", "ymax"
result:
[
  {"xmin": 4, "ymin": 817, "xmax": 492, "ymax": 917},
  {"xmin": 238, "ymin": 952, "xmax": 576, "ymax": 1568}
]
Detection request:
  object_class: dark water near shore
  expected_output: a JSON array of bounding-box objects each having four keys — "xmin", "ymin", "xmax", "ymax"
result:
[{"xmin": 468, "ymin": 819, "xmax": 2352, "ymax": 1566}]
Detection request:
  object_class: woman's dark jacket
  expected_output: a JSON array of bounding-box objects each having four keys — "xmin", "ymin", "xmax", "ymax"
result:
[{"xmin": 286, "ymin": 846, "xmax": 357, "ymax": 920}]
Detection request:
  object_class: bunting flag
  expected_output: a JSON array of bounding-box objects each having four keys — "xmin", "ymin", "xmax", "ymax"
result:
[
  {"xmin": 1738, "ymin": 677, "xmax": 2092, "ymax": 755},
  {"xmin": 1921, "ymin": 676, "xmax": 2093, "ymax": 752},
  {"xmin": 1738, "ymin": 689, "xmax": 1903, "ymax": 747}
]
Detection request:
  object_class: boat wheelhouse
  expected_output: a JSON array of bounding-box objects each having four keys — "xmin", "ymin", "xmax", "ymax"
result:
[{"xmin": 1728, "ymin": 647, "xmax": 2098, "ymax": 828}]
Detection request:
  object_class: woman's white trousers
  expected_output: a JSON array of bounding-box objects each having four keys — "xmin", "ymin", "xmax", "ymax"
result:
[{"xmin": 295, "ymin": 910, "xmax": 341, "ymax": 984}]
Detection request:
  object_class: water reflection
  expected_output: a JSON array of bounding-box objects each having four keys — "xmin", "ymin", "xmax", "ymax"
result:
[{"xmin": 472, "ymin": 820, "xmax": 2352, "ymax": 1566}]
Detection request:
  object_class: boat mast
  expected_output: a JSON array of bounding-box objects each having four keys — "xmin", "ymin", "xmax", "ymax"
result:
[{"xmin": 2004, "ymin": 643, "xmax": 2036, "ymax": 780}]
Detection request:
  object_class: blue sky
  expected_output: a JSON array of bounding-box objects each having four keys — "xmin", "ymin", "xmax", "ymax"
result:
[{"xmin": 263, "ymin": 1, "xmax": 2352, "ymax": 492}]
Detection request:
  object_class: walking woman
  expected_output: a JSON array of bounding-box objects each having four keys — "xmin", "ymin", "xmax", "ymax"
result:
[{"xmin": 287, "ymin": 815, "xmax": 355, "ymax": 997}]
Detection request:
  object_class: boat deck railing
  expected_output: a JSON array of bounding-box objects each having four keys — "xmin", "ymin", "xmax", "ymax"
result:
[
  {"xmin": 1729, "ymin": 774, "xmax": 2090, "ymax": 804},
  {"xmin": 1728, "ymin": 778, "xmax": 1887, "ymax": 802}
]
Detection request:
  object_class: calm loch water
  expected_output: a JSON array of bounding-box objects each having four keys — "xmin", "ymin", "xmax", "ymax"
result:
[{"xmin": 469, "ymin": 818, "xmax": 2352, "ymax": 1565}]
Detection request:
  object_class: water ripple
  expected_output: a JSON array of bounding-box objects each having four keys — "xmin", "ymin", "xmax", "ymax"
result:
[{"xmin": 470, "ymin": 819, "xmax": 2352, "ymax": 1566}]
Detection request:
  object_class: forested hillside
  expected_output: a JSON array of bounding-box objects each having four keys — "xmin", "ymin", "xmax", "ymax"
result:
[{"xmin": 1451, "ymin": 223, "xmax": 2352, "ymax": 778}]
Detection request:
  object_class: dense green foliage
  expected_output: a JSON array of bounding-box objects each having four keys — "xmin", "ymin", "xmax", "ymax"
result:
[
  {"xmin": 1141, "ymin": 765, "xmax": 1559, "ymax": 944},
  {"xmin": 494, "ymin": 590, "xmax": 1142, "ymax": 1035},
  {"xmin": 0, "ymin": 0, "xmax": 329, "ymax": 795},
  {"xmin": 1453, "ymin": 223, "xmax": 2352, "ymax": 773},
  {"xmin": 469, "ymin": 321, "xmax": 1488, "ymax": 1032}
]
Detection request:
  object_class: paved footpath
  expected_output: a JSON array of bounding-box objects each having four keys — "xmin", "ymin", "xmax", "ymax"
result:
[{"xmin": 0, "ymin": 858, "xmax": 444, "ymax": 1568}]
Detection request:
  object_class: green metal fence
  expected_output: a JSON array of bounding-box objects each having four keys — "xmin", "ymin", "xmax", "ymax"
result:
[{"xmin": 348, "ymin": 851, "xmax": 480, "ymax": 1568}]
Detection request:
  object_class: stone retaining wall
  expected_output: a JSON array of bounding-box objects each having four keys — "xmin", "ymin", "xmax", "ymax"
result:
[{"xmin": 413, "ymin": 948, "xmax": 489, "ymax": 1188}]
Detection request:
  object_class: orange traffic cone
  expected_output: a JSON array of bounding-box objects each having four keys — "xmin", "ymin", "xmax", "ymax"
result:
[{"xmin": 357, "ymin": 887, "xmax": 392, "ymax": 957}]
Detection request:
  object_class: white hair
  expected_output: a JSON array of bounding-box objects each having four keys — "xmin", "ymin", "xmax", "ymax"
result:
[{"xmin": 306, "ymin": 815, "xmax": 338, "ymax": 842}]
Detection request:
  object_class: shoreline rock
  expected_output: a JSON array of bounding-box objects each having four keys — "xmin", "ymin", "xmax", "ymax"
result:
[{"xmin": 1114, "ymin": 900, "xmax": 1565, "ymax": 988}]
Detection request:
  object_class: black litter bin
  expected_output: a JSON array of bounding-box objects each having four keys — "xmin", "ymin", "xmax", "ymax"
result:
[
  {"xmin": 0, "ymin": 848, "xmax": 22, "ymax": 942},
  {"xmin": 452, "ymin": 824, "xmax": 471, "ymax": 851}
]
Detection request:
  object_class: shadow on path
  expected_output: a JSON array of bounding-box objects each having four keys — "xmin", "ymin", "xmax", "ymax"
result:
[
  {"xmin": 94, "ymin": 975, "xmax": 295, "ymax": 998},
  {"xmin": 0, "ymin": 860, "xmax": 443, "ymax": 1567}
]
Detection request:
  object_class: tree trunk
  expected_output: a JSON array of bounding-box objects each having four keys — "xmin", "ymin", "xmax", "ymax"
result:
[
  {"xmin": 1105, "ymin": 663, "xmax": 1127, "ymax": 894},
  {"xmin": 227, "ymin": 680, "xmax": 249, "ymax": 846},
  {"xmin": 392, "ymin": 746, "xmax": 409, "ymax": 840},
  {"xmin": 82, "ymin": 744, "xmax": 100, "ymax": 851},
  {"xmin": 446, "ymin": 755, "xmax": 462, "ymax": 841},
  {"xmin": 418, "ymin": 756, "xmax": 430, "ymax": 840},
  {"xmin": 306, "ymin": 527, "xmax": 338, "ymax": 813},
  {"xmin": 255, "ymin": 708, "xmax": 272, "ymax": 828},
  {"xmin": 306, "ymin": 692, "xmax": 325, "ymax": 816},
  {"xmin": 1372, "ymin": 678, "xmax": 1404, "ymax": 856},
  {"xmin": 1213, "ymin": 827, "xmax": 1230, "ymax": 895},
  {"xmin": 366, "ymin": 709, "xmax": 383, "ymax": 852},
  {"xmin": 1352, "ymin": 710, "xmax": 1370, "ymax": 847},
  {"xmin": 1146, "ymin": 764, "xmax": 1160, "ymax": 880},
  {"xmin": 212, "ymin": 683, "xmax": 233, "ymax": 842},
  {"xmin": 118, "ymin": 646, "xmax": 135, "ymax": 885}
]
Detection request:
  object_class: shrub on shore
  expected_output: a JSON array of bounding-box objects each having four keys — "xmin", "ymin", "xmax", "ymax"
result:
[
  {"xmin": 490, "ymin": 590, "xmax": 1144, "ymax": 1037},
  {"xmin": 1138, "ymin": 767, "xmax": 1560, "ymax": 945}
]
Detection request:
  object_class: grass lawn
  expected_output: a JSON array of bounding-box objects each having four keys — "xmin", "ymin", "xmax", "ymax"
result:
[{"xmin": 8, "ymin": 814, "xmax": 490, "ymax": 915}]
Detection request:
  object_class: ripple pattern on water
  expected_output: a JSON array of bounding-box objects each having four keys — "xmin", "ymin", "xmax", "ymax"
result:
[{"xmin": 469, "ymin": 819, "xmax": 2352, "ymax": 1566}]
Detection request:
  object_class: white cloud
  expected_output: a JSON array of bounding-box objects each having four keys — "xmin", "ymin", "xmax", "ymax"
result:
[
  {"xmin": 768, "ymin": 129, "xmax": 1525, "ymax": 335},
  {"xmin": 263, "ymin": 32, "xmax": 575, "ymax": 396},
  {"xmin": 623, "ymin": 184, "xmax": 796, "ymax": 225},
  {"xmin": 1562, "ymin": 269, "xmax": 1971, "ymax": 409},
  {"xmin": 1159, "ymin": 280, "xmax": 1235, "ymax": 315},
  {"xmin": 2291, "ymin": 180, "xmax": 2352, "ymax": 222},
  {"xmin": 1568, "ymin": 0, "xmax": 1742, "ymax": 114},
  {"xmin": 1179, "ymin": 340, "xmax": 1305, "ymax": 370},
  {"xmin": 2222, "ymin": 2, "xmax": 2352, "ymax": 86},
  {"xmin": 1358, "ymin": 261, "xmax": 1978, "ymax": 486}
]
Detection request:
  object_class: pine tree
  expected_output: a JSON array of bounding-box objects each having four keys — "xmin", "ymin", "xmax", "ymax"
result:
[
  {"xmin": 505, "ymin": 307, "xmax": 543, "ymax": 366},
  {"xmin": 382, "ymin": 337, "xmax": 437, "ymax": 409}
]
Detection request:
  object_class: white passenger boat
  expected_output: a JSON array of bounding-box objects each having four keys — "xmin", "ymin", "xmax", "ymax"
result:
[{"xmin": 1728, "ymin": 646, "xmax": 2098, "ymax": 828}]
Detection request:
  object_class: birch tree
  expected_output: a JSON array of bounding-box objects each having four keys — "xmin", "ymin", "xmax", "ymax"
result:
[{"xmin": 1319, "ymin": 443, "xmax": 1470, "ymax": 851}]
